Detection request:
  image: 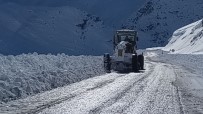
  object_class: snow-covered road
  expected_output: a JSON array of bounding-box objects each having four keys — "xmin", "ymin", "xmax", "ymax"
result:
[{"xmin": 0, "ymin": 56, "xmax": 187, "ymax": 114}]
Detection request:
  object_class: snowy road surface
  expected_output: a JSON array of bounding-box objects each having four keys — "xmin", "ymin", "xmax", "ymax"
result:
[{"xmin": 1, "ymin": 57, "xmax": 186, "ymax": 114}]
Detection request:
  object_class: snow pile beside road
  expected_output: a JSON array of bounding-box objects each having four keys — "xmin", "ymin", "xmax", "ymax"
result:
[
  {"xmin": 163, "ymin": 19, "xmax": 203, "ymax": 54},
  {"xmin": 150, "ymin": 50, "xmax": 203, "ymax": 75},
  {"xmin": 0, "ymin": 53, "xmax": 104, "ymax": 103},
  {"xmin": 146, "ymin": 47, "xmax": 163, "ymax": 51}
]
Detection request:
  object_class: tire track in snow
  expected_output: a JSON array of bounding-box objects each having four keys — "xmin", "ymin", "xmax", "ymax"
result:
[
  {"xmin": 89, "ymin": 62, "xmax": 182, "ymax": 114},
  {"xmin": 99, "ymin": 62, "xmax": 160, "ymax": 114},
  {"xmin": 3, "ymin": 73, "xmax": 124, "ymax": 114},
  {"xmin": 89, "ymin": 62, "xmax": 155, "ymax": 114},
  {"xmin": 38, "ymin": 62, "xmax": 153, "ymax": 114},
  {"xmin": 23, "ymin": 94, "xmax": 77, "ymax": 114},
  {"xmin": 123, "ymin": 63, "xmax": 181, "ymax": 114},
  {"xmin": 16, "ymin": 61, "xmax": 182, "ymax": 114},
  {"xmin": 172, "ymin": 66, "xmax": 187, "ymax": 114},
  {"xmin": 87, "ymin": 79, "xmax": 115, "ymax": 91},
  {"xmin": 21, "ymin": 80, "xmax": 118, "ymax": 114}
]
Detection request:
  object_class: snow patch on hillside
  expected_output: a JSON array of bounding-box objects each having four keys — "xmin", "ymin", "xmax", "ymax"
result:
[
  {"xmin": 1, "ymin": 0, "xmax": 203, "ymax": 55},
  {"xmin": 0, "ymin": 54, "xmax": 104, "ymax": 103},
  {"xmin": 163, "ymin": 19, "xmax": 203, "ymax": 54},
  {"xmin": 125, "ymin": 0, "xmax": 203, "ymax": 48}
]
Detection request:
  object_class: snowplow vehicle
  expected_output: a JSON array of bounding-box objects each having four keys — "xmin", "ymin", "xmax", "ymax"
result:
[{"xmin": 104, "ymin": 29, "xmax": 144, "ymax": 73}]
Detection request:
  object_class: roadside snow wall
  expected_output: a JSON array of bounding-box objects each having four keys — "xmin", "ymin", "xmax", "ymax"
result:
[{"xmin": 0, "ymin": 53, "xmax": 104, "ymax": 103}]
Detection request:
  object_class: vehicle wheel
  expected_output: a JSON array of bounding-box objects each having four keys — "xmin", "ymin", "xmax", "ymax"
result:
[
  {"xmin": 138, "ymin": 54, "xmax": 144, "ymax": 70},
  {"xmin": 132, "ymin": 54, "xmax": 138, "ymax": 72},
  {"xmin": 104, "ymin": 53, "xmax": 111, "ymax": 73}
]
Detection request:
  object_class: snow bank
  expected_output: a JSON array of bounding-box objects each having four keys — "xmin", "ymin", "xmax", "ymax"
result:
[
  {"xmin": 163, "ymin": 19, "xmax": 203, "ymax": 54},
  {"xmin": 146, "ymin": 50, "xmax": 203, "ymax": 75},
  {"xmin": 0, "ymin": 53, "xmax": 104, "ymax": 103},
  {"xmin": 146, "ymin": 47, "xmax": 163, "ymax": 51}
]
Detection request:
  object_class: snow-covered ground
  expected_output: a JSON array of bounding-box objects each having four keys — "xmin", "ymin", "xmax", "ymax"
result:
[
  {"xmin": 0, "ymin": 51, "xmax": 203, "ymax": 114},
  {"xmin": 163, "ymin": 19, "xmax": 203, "ymax": 54},
  {"xmin": 0, "ymin": 53, "xmax": 104, "ymax": 103},
  {"xmin": 0, "ymin": 57, "xmax": 181, "ymax": 114},
  {"xmin": 146, "ymin": 50, "xmax": 203, "ymax": 114},
  {"xmin": 143, "ymin": 19, "xmax": 203, "ymax": 113}
]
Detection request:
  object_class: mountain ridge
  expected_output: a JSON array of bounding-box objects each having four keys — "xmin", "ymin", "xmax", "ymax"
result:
[{"xmin": 0, "ymin": 0, "xmax": 203, "ymax": 55}]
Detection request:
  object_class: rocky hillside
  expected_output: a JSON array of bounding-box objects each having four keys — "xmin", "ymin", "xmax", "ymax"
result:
[
  {"xmin": 0, "ymin": 0, "xmax": 203, "ymax": 55},
  {"xmin": 125, "ymin": 0, "xmax": 203, "ymax": 48},
  {"xmin": 0, "ymin": 1, "xmax": 113, "ymax": 55}
]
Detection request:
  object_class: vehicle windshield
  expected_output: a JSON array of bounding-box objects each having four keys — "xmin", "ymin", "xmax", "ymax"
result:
[{"xmin": 119, "ymin": 35, "xmax": 135, "ymax": 42}]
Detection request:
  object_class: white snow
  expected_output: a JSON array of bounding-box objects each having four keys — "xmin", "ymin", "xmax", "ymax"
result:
[
  {"xmin": 0, "ymin": 50, "xmax": 203, "ymax": 113},
  {"xmin": 0, "ymin": 59, "xmax": 182, "ymax": 114},
  {"xmin": 0, "ymin": 1, "xmax": 203, "ymax": 113},
  {"xmin": 162, "ymin": 19, "xmax": 203, "ymax": 54},
  {"xmin": 0, "ymin": 53, "xmax": 104, "ymax": 103},
  {"xmin": 146, "ymin": 47, "xmax": 163, "ymax": 51},
  {"xmin": 145, "ymin": 50, "xmax": 203, "ymax": 113}
]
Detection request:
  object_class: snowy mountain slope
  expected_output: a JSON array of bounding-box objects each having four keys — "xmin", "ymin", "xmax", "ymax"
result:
[
  {"xmin": 0, "ymin": 0, "xmax": 146, "ymax": 28},
  {"xmin": 125, "ymin": 0, "xmax": 203, "ymax": 48},
  {"xmin": 0, "ymin": 0, "xmax": 203, "ymax": 55},
  {"xmin": 162, "ymin": 19, "xmax": 203, "ymax": 54},
  {"xmin": 0, "ymin": 0, "xmax": 146, "ymax": 55},
  {"xmin": 0, "ymin": 2, "xmax": 113, "ymax": 55},
  {"xmin": 66, "ymin": 0, "xmax": 146, "ymax": 28}
]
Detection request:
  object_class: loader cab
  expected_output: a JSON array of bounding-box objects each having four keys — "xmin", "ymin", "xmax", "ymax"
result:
[{"xmin": 113, "ymin": 29, "xmax": 138, "ymax": 49}]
